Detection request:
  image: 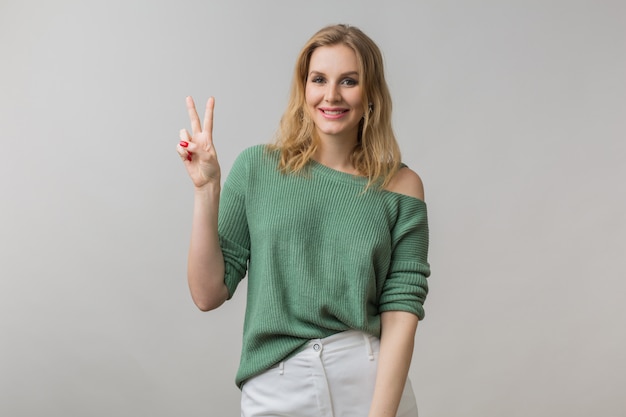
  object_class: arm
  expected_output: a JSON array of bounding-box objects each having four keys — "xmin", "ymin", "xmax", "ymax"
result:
[
  {"xmin": 177, "ymin": 96, "xmax": 229, "ymax": 311},
  {"xmin": 368, "ymin": 167, "xmax": 428, "ymax": 415},
  {"xmin": 187, "ymin": 183, "xmax": 229, "ymax": 311},
  {"xmin": 368, "ymin": 311, "xmax": 418, "ymax": 417}
]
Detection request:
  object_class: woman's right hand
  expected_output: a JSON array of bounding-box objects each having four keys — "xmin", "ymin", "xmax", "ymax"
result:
[{"xmin": 176, "ymin": 96, "xmax": 221, "ymax": 189}]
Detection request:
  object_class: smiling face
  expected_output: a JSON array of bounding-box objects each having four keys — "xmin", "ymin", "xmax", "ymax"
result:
[{"xmin": 305, "ymin": 44, "xmax": 364, "ymax": 145}]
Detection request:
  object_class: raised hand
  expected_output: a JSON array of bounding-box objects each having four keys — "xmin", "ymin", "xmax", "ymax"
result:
[{"xmin": 176, "ymin": 96, "xmax": 221, "ymax": 188}]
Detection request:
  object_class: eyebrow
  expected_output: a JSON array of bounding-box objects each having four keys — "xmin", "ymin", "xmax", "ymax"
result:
[{"xmin": 308, "ymin": 70, "xmax": 360, "ymax": 78}]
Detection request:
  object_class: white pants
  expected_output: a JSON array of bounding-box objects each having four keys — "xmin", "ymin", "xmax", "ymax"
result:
[{"xmin": 241, "ymin": 330, "xmax": 418, "ymax": 417}]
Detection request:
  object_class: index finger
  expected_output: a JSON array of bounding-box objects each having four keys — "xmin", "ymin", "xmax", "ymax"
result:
[
  {"xmin": 186, "ymin": 96, "xmax": 202, "ymax": 135},
  {"xmin": 203, "ymin": 97, "xmax": 214, "ymax": 134}
]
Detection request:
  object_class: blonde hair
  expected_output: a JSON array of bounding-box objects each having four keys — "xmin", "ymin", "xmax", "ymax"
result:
[{"xmin": 270, "ymin": 24, "xmax": 402, "ymax": 189}]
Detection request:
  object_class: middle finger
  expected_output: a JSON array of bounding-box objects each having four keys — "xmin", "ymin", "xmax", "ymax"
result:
[{"xmin": 186, "ymin": 96, "xmax": 202, "ymax": 135}]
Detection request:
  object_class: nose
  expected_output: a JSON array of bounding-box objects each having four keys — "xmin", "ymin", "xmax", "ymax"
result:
[{"xmin": 324, "ymin": 82, "xmax": 341, "ymax": 103}]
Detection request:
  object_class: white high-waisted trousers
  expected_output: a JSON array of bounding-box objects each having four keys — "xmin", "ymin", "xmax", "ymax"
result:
[{"xmin": 241, "ymin": 330, "xmax": 419, "ymax": 417}]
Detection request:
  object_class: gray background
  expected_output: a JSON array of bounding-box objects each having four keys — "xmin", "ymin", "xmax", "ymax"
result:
[{"xmin": 1, "ymin": 0, "xmax": 625, "ymax": 416}]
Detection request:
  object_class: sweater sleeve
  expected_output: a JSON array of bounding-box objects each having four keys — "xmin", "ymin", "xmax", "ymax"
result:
[
  {"xmin": 218, "ymin": 150, "xmax": 252, "ymax": 299},
  {"xmin": 378, "ymin": 198, "xmax": 430, "ymax": 319}
]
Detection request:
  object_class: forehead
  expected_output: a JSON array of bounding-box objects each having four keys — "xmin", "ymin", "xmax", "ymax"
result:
[{"xmin": 308, "ymin": 44, "xmax": 359, "ymax": 73}]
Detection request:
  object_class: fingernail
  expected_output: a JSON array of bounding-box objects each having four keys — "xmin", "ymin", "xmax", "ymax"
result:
[
  {"xmin": 187, "ymin": 153, "xmax": 192, "ymax": 161},
  {"xmin": 180, "ymin": 140, "xmax": 189, "ymax": 148}
]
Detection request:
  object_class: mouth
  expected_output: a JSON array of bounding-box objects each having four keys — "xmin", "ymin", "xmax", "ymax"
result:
[{"xmin": 319, "ymin": 108, "xmax": 349, "ymax": 117}]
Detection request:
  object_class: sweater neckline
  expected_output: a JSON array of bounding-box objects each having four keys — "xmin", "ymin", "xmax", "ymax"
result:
[
  {"xmin": 308, "ymin": 159, "xmax": 369, "ymax": 185},
  {"xmin": 308, "ymin": 159, "xmax": 427, "ymax": 206}
]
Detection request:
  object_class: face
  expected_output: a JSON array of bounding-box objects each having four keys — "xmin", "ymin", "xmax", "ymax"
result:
[{"xmin": 305, "ymin": 44, "xmax": 364, "ymax": 144}]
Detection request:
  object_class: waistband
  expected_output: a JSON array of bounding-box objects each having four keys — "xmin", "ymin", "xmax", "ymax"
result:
[{"xmin": 304, "ymin": 330, "xmax": 377, "ymax": 358}]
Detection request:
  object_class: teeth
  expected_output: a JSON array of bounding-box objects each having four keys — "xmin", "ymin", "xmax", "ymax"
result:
[{"xmin": 323, "ymin": 110, "xmax": 344, "ymax": 115}]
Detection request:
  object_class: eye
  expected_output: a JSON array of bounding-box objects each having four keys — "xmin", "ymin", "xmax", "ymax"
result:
[
  {"xmin": 310, "ymin": 76, "xmax": 325, "ymax": 84},
  {"xmin": 341, "ymin": 78, "xmax": 358, "ymax": 86}
]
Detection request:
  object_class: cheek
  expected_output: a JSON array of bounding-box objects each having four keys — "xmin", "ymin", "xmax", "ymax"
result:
[
  {"xmin": 305, "ymin": 86, "xmax": 319, "ymax": 106},
  {"xmin": 349, "ymin": 90, "xmax": 363, "ymax": 108},
  {"xmin": 304, "ymin": 88, "xmax": 318, "ymax": 117}
]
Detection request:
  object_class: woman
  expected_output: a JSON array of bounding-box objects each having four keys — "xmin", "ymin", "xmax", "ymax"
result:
[{"xmin": 176, "ymin": 24, "xmax": 430, "ymax": 417}]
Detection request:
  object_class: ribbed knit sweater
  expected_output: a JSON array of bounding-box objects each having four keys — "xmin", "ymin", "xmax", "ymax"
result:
[{"xmin": 217, "ymin": 145, "xmax": 430, "ymax": 388}]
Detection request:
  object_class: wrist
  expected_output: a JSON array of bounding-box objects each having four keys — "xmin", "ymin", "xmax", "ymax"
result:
[{"xmin": 194, "ymin": 181, "xmax": 221, "ymax": 197}]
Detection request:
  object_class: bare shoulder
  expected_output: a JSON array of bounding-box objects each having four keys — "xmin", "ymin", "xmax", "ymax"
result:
[{"xmin": 384, "ymin": 166, "xmax": 425, "ymax": 201}]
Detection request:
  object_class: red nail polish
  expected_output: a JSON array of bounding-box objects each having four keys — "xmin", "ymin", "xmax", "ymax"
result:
[
  {"xmin": 180, "ymin": 141, "xmax": 189, "ymax": 148},
  {"xmin": 187, "ymin": 153, "xmax": 192, "ymax": 161}
]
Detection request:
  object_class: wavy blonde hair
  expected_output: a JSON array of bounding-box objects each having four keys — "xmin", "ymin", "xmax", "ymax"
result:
[{"xmin": 269, "ymin": 24, "xmax": 402, "ymax": 189}]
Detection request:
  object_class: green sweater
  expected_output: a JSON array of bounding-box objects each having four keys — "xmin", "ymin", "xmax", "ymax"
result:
[{"xmin": 218, "ymin": 145, "xmax": 430, "ymax": 388}]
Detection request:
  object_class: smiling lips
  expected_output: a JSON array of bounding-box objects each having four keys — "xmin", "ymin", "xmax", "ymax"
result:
[{"xmin": 319, "ymin": 107, "xmax": 349, "ymax": 119}]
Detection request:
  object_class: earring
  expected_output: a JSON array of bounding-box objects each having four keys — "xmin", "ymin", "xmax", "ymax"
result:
[{"xmin": 368, "ymin": 102, "xmax": 373, "ymax": 113}]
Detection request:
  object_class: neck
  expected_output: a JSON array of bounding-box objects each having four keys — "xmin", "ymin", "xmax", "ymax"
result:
[{"xmin": 313, "ymin": 132, "xmax": 360, "ymax": 175}]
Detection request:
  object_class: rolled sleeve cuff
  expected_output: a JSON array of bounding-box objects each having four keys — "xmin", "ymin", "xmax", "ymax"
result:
[{"xmin": 378, "ymin": 261, "xmax": 430, "ymax": 320}]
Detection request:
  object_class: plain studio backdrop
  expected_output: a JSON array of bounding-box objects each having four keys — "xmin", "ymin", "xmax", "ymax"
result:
[{"xmin": 1, "ymin": 1, "xmax": 624, "ymax": 416}]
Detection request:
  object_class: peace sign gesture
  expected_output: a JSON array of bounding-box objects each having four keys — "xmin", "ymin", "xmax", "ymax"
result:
[{"xmin": 177, "ymin": 96, "xmax": 221, "ymax": 189}]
